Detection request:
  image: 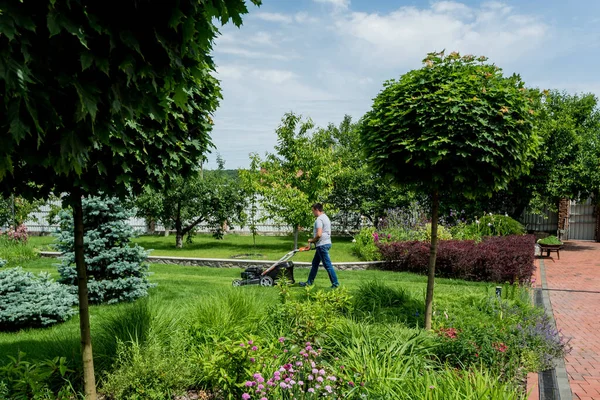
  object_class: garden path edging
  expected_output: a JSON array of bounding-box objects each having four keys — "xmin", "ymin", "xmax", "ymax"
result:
[
  {"xmin": 537, "ymin": 258, "xmax": 573, "ymax": 400},
  {"xmin": 39, "ymin": 251, "xmax": 384, "ymax": 271}
]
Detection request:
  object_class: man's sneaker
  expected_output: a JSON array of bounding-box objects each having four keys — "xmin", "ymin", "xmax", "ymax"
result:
[
  {"xmin": 330, "ymin": 285, "xmax": 339, "ymax": 289},
  {"xmin": 299, "ymin": 282, "xmax": 311, "ymax": 287}
]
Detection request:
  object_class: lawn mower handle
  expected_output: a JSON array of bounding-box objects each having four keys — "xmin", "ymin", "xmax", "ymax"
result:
[{"xmin": 261, "ymin": 243, "xmax": 315, "ymax": 276}]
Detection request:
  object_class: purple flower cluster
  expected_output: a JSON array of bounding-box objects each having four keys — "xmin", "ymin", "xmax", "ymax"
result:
[
  {"xmin": 4, "ymin": 224, "xmax": 28, "ymax": 243},
  {"xmin": 241, "ymin": 341, "xmax": 354, "ymax": 399}
]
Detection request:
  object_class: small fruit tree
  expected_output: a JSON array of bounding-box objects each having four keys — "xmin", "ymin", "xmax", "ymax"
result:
[{"xmin": 360, "ymin": 51, "xmax": 540, "ymax": 329}]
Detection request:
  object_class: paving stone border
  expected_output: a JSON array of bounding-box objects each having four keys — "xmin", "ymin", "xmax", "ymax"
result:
[{"xmin": 39, "ymin": 251, "xmax": 385, "ymax": 271}]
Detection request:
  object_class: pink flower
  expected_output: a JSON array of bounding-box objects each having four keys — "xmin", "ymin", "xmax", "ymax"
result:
[
  {"xmin": 261, "ymin": 398, "xmax": 268, "ymax": 400},
  {"xmin": 252, "ymin": 346, "xmax": 258, "ymax": 351},
  {"xmin": 257, "ymin": 377, "xmax": 265, "ymax": 383},
  {"xmin": 253, "ymin": 373, "xmax": 262, "ymax": 380},
  {"xmin": 258, "ymin": 384, "xmax": 265, "ymax": 390},
  {"xmin": 319, "ymin": 369, "xmax": 326, "ymax": 376},
  {"xmin": 248, "ymin": 340, "xmax": 254, "ymax": 345},
  {"xmin": 308, "ymin": 375, "xmax": 314, "ymax": 381},
  {"xmin": 317, "ymin": 377, "xmax": 324, "ymax": 383},
  {"xmin": 250, "ymin": 358, "xmax": 256, "ymax": 363},
  {"xmin": 242, "ymin": 394, "xmax": 250, "ymax": 400},
  {"xmin": 280, "ymin": 382, "xmax": 287, "ymax": 389},
  {"xmin": 325, "ymin": 385, "xmax": 332, "ymax": 393},
  {"xmin": 245, "ymin": 381, "xmax": 254, "ymax": 387},
  {"xmin": 308, "ymin": 388, "xmax": 315, "ymax": 393},
  {"xmin": 312, "ymin": 369, "xmax": 319, "ymax": 374},
  {"xmin": 279, "ymin": 337, "xmax": 286, "ymax": 343},
  {"xmin": 298, "ymin": 381, "xmax": 304, "ymax": 386},
  {"xmin": 240, "ymin": 343, "xmax": 245, "ymax": 347},
  {"xmin": 348, "ymin": 381, "xmax": 355, "ymax": 387},
  {"xmin": 327, "ymin": 376, "xmax": 337, "ymax": 382}
]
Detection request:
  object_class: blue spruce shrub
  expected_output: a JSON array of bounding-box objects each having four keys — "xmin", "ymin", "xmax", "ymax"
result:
[
  {"xmin": 56, "ymin": 197, "xmax": 155, "ymax": 305},
  {"xmin": 0, "ymin": 267, "xmax": 76, "ymax": 330}
]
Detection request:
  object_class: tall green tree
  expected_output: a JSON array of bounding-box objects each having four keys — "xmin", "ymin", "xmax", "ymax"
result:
[
  {"xmin": 0, "ymin": 1, "xmax": 259, "ymax": 397},
  {"xmin": 136, "ymin": 157, "xmax": 247, "ymax": 248},
  {"xmin": 527, "ymin": 91, "xmax": 600, "ymax": 211},
  {"xmin": 241, "ymin": 113, "xmax": 341, "ymax": 249},
  {"xmin": 324, "ymin": 115, "xmax": 414, "ymax": 229},
  {"xmin": 360, "ymin": 52, "xmax": 539, "ymax": 330}
]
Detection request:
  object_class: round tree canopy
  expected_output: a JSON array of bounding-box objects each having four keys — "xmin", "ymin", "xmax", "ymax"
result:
[{"xmin": 360, "ymin": 51, "xmax": 540, "ymax": 199}]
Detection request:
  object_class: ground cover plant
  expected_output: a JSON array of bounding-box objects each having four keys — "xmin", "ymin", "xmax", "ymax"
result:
[{"xmin": 0, "ymin": 257, "xmax": 568, "ymax": 399}]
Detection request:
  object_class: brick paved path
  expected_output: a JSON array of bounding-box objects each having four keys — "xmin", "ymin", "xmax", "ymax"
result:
[{"xmin": 543, "ymin": 241, "xmax": 600, "ymax": 399}]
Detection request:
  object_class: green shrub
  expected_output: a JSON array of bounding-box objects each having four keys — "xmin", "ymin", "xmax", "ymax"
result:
[
  {"xmin": 0, "ymin": 352, "xmax": 78, "ymax": 399},
  {"xmin": 538, "ymin": 235, "xmax": 562, "ymax": 245},
  {"xmin": 397, "ymin": 367, "xmax": 523, "ymax": 400},
  {"xmin": 413, "ymin": 223, "xmax": 453, "ymax": 241},
  {"xmin": 0, "ymin": 267, "xmax": 77, "ymax": 331},
  {"xmin": 475, "ymin": 214, "xmax": 525, "ymax": 237},
  {"xmin": 188, "ymin": 289, "xmax": 269, "ymax": 345},
  {"xmin": 270, "ymin": 285, "xmax": 353, "ymax": 342},
  {"xmin": 352, "ymin": 280, "xmax": 424, "ymax": 325},
  {"xmin": 56, "ymin": 196, "xmax": 154, "ymax": 305},
  {"xmin": 352, "ymin": 227, "xmax": 381, "ymax": 261},
  {"xmin": 100, "ymin": 334, "xmax": 193, "ymax": 400},
  {"xmin": 326, "ymin": 320, "xmax": 436, "ymax": 398}
]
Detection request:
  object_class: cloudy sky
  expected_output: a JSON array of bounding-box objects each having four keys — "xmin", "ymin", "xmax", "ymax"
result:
[{"xmin": 206, "ymin": 0, "xmax": 600, "ymax": 169}]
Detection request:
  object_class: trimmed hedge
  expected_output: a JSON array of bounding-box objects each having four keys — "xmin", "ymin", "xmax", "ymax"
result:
[{"xmin": 377, "ymin": 235, "xmax": 535, "ymax": 283}]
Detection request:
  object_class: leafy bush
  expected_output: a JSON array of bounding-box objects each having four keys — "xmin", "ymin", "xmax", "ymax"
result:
[
  {"xmin": 0, "ymin": 267, "xmax": 77, "ymax": 331},
  {"xmin": 377, "ymin": 235, "xmax": 536, "ymax": 283},
  {"xmin": 100, "ymin": 335, "xmax": 194, "ymax": 400},
  {"xmin": 352, "ymin": 227, "xmax": 381, "ymax": 261},
  {"xmin": 0, "ymin": 234, "xmax": 38, "ymax": 267},
  {"xmin": 56, "ymin": 197, "xmax": 154, "ymax": 304},
  {"xmin": 475, "ymin": 214, "xmax": 525, "ymax": 236},
  {"xmin": 270, "ymin": 285, "xmax": 353, "ymax": 343},
  {"xmin": 353, "ymin": 280, "xmax": 424, "ymax": 325},
  {"xmin": 538, "ymin": 235, "xmax": 563, "ymax": 245},
  {"xmin": 433, "ymin": 295, "xmax": 571, "ymax": 380},
  {"xmin": 0, "ymin": 352, "xmax": 77, "ymax": 399}
]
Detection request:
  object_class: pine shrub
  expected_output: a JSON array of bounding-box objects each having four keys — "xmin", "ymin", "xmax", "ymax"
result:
[
  {"xmin": 56, "ymin": 197, "xmax": 154, "ymax": 305},
  {"xmin": 0, "ymin": 267, "xmax": 77, "ymax": 331}
]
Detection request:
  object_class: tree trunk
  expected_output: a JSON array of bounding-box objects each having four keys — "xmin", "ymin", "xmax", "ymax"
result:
[
  {"xmin": 293, "ymin": 225, "xmax": 299, "ymax": 250},
  {"xmin": 73, "ymin": 194, "xmax": 97, "ymax": 399},
  {"xmin": 175, "ymin": 231, "xmax": 183, "ymax": 249},
  {"xmin": 424, "ymin": 191, "xmax": 440, "ymax": 331}
]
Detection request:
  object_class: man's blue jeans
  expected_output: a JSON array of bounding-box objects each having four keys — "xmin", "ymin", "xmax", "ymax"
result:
[{"xmin": 307, "ymin": 244, "xmax": 339, "ymax": 287}]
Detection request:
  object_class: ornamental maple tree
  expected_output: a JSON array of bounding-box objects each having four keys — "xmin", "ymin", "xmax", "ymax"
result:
[
  {"xmin": 0, "ymin": 1, "xmax": 259, "ymax": 397},
  {"xmin": 360, "ymin": 51, "xmax": 540, "ymax": 330}
]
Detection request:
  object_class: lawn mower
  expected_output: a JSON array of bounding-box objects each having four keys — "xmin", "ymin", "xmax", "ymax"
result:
[{"xmin": 232, "ymin": 244, "xmax": 314, "ymax": 287}]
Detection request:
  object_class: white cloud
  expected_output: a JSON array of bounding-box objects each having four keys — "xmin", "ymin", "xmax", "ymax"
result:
[
  {"xmin": 216, "ymin": 46, "xmax": 290, "ymax": 61},
  {"xmin": 335, "ymin": 2, "xmax": 548, "ymax": 69},
  {"xmin": 253, "ymin": 12, "xmax": 293, "ymax": 24},
  {"xmin": 314, "ymin": 0, "xmax": 350, "ymax": 10},
  {"xmin": 207, "ymin": 1, "xmax": 598, "ymax": 169}
]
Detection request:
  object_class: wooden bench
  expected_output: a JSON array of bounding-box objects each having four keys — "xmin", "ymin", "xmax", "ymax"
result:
[{"xmin": 539, "ymin": 244, "xmax": 562, "ymax": 260}]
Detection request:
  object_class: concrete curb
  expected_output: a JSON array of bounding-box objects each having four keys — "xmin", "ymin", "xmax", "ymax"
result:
[
  {"xmin": 39, "ymin": 251, "xmax": 385, "ymax": 271},
  {"xmin": 539, "ymin": 259, "xmax": 573, "ymax": 400}
]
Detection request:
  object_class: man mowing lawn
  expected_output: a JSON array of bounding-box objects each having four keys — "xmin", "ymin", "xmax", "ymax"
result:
[{"xmin": 300, "ymin": 203, "xmax": 340, "ymax": 289}]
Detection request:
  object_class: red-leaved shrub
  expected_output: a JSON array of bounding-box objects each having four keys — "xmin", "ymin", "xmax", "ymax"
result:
[{"xmin": 377, "ymin": 235, "xmax": 535, "ymax": 283}]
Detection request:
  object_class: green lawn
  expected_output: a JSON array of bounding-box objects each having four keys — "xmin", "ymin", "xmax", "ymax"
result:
[
  {"xmin": 29, "ymin": 233, "xmax": 361, "ymax": 262},
  {"xmin": 0, "ymin": 257, "xmax": 492, "ymax": 362}
]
